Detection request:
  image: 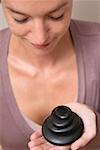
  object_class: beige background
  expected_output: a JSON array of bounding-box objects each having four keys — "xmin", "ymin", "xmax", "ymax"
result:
[
  {"xmin": 0, "ymin": 0, "xmax": 100, "ymax": 149},
  {"xmin": 72, "ymin": 0, "xmax": 100, "ymax": 22}
]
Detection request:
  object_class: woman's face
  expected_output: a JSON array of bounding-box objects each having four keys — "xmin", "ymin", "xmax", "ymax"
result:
[{"xmin": 2, "ymin": 0, "xmax": 73, "ymax": 54}]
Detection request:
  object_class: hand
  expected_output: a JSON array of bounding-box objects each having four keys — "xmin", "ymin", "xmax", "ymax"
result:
[
  {"xmin": 28, "ymin": 102, "xmax": 96, "ymax": 150},
  {"xmin": 28, "ymin": 129, "xmax": 71, "ymax": 150},
  {"xmin": 67, "ymin": 102, "xmax": 97, "ymax": 150}
]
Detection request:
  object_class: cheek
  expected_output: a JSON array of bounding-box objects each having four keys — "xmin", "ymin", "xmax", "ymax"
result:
[
  {"xmin": 5, "ymin": 15, "xmax": 29, "ymax": 37},
  {"xmin": 52, "ymin": 21, "xmax": 70, "ymax": 39},
  {"xmin": 51, "ymin": 13, "xmax": 71, "ymax": 38},
  {"xmin": 9, "ymin": 23, "xmax": 29, "ymax": 37},
  {"xmin": 2, "ymin": 8, "xmax": 27, "ymax": 36}
]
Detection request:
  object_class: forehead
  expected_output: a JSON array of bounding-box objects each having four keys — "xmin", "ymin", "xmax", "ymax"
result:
[
  {"xmin": 3, "ymin": 0, "xmax": 72, "ymax": 13},
  {"xmin": 4, "ymin": 0, "xmax": 68, "ymax": 3},
  {"xmin": 4, "ymin": 0, "xmax": 68, "ymax": 6}
]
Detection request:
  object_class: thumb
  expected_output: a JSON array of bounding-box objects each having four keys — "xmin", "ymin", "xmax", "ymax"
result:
[
  {"xmin": 30, "ymin": 127, "xmax": 42, "ymax": 140},
  {"xmin": 71, "ymin": 133, "xmax": 90, "ymax": 150}
]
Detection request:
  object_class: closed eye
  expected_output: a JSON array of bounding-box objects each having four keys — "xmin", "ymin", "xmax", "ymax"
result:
[
  {"xmin": 14, "ymin": 18, "xmax": 29, "ymax": 24},
  {"xmin": 13, "ymin": 14, "xmax": 64, "ymax": 24},
  {"xmin": 49, "ymin": 14, "xmax": 64, "ymax": 21}
]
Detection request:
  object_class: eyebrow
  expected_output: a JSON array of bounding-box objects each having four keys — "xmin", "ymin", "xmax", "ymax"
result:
[{"xmin": 6, "ymin": 2, "xmax": 67, "ymax": 16}]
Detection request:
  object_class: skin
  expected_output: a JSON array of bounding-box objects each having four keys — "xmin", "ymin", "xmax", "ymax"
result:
[
  {"xmin": 28, "ymin": 103, "xmax": 96, "ymax": 150},
  {"xmin": 2, "ymin": 0, "xmax": 73, "ymax": 65},
  {"xmin": 2, "ymin": 0, "xmax": 77, "ymax": 124},
  {"xmin": 1, "ymin": 0, "xmax": 97, "ymax": 149}
]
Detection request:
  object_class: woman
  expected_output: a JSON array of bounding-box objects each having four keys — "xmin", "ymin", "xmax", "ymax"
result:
[{"xmin": 0, "ymin": 0, "xmax": 100, "ymax": 149}]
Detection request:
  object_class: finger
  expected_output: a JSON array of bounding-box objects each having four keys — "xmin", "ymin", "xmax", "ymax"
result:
[
  {"xmin": 50, "ymin": 146, "xmax": 71, "ymax": 150},
  {"xmin": 29, "ymin": 141, "xmax": 53, "ymax": 150},
  {"xmin": 29, "ymin": 146, "xmax": 43, "ymax": 150},
  {"xmin": 30, "ymin": 129, "xmax": 42, "ymax": 140},
  {"xmin": 71, "ymin": 132, "xmax": 95, "ymax": 150},
  {"xmin": 28, "ymin": 137, "xmax": 45, "ymax": 148}
]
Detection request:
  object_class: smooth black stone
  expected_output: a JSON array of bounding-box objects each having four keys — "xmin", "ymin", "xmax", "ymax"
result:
[{"xmin": 42, "ymin": 105, "xmax": 84, "ymax": 146}]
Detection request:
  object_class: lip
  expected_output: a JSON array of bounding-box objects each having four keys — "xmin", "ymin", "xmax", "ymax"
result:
[{"xmin": 31, "ymin": 43, "xmax": 50, "ymax": 49}]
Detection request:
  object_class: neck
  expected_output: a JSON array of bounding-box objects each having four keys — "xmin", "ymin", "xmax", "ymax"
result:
[{"xmin": 9, "ymin": 30, "xmax": 74, "ymax": 71}]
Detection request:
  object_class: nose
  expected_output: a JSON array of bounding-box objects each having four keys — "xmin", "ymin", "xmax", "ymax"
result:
[{"xmin": 31, "ymin": 19, "xmax": 49, "ymax": 45}]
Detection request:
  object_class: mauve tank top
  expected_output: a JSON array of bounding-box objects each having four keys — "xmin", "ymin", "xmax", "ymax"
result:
[{"xmin": 0, "ymin": 20, "xmax": 100, "ymax": 150}]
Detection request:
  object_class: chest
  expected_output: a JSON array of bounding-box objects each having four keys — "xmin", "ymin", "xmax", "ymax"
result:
[{"xmin": 8, "ymin": 67, "xmax": 78, "ymax": 125}]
